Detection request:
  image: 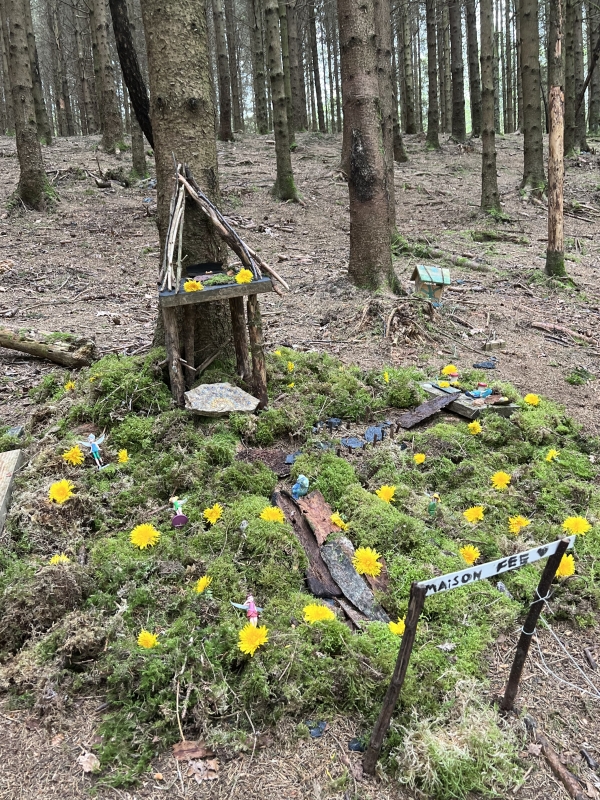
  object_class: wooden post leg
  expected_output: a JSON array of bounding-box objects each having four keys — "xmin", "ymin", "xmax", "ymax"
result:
[
  {"xmin": 500, "ymin": 538, "xmax": 570, "ymax": 712},
  {"xmin": 229, "ymin": 296, "xmax": 251, "ymax": 382},
  {"xmin": 363, "ymin": 583, "xmax": 427, "ymax": 775},
  {"xmin": 162, "ymin": 306, "xmax": 186, "ymax": 407},
  {"xmin": 246, "ymin": 294, "xmax": 268, "ymax": 409},
  {"xmin": 182, "ymin": 306, "xmax": 196, "ymax": 389}
]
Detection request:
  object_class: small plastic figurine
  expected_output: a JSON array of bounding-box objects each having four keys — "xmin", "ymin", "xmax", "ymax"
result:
[
  {"xmin": 78, "ymin": 433, "xmax": 106, "ymax": 469},
  {"xmin": 170, "ymin": 496, "xmax": 189, "ymax": 528},
  {"xmin": 292, "ymin": 474, "xmax": 309, "ymax": 500},
  {"xmin": 427, "ymin": 492, "xmax": 441, "ymax": 516},
  {"xmin": 230, "ymin": 593, "xmax": 264, "ymax": 626}
]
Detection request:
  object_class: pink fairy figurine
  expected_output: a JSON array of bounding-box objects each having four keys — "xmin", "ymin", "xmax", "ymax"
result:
[{"xmin": 230, "ymin": 593, "xmax": 263, "ymax": 626}]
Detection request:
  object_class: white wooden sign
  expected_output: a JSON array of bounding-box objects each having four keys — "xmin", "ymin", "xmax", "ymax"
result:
[
  {"xmin": 0, "ymin": 449, "xmax": 23, "ymax": 533},
  {"xmin": 417, "ymin": 536, "xmax": 576, "ymax": 596}
]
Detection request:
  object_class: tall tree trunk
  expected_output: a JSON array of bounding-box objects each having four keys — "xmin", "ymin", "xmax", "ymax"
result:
[
  {"xmin": 493, "ymin": 16, "xmax": 501, "ymax": 132},
  {"xmin": 75, "ymin": 1, "xmax": 97, "ymax": 134},
  {"xmin": 264, "ymin": 0, "xmax": 298, "ymax": 199},
  {"xmin": 324, "ymin": 5, "xmax": 335, "ymax": 131},
  {"xmin": 278, "ymin": 0, "xmax": 294, "ymax": 144},
  {"xmin": 212, "ymin": 0, "xmax": 233, "ymax": 140},
  {"xmin": 436, "ymin": 0, "xmax": 446, "ymax": 130},
  {"xmin": 287, "ymin": 0, "xmax": 304, "ymax": 130},
  {"xmin": 373, "ymin": 0, "xmax": 396, "ymax": 232},
  {"xmin": 131, "ymin": 108, "xmax": 146, "ymax": 176},
  {"xmin": 337, "ymin": 0, "xmax": 393, "ymax": 289},
  {"xmin": 448, "ymin": 0, "xmax": 466, "ymax": 140},
  {"xmin": 308, "ymin": 0, "xmax": 325, "ymax": 132},
  {"xmin": 480, "ymin": 0, "xmax": 501, "ymax": 209},
  {"xmin": 587, "ymin": 0, "xmax": 600, "ymax": 132},
  {"xmin": 1, "ymin": 0, "xmax": 46, "ymax": 208},
  {"xmin": 465, "ymin": 0, "xmax": 481, "ymax": 135},
  {"xmin": 57, "ymin": 0, "xmax": 75, "ymax": 135},
  {"xmin": 248, "ymin": 0, "xmax": 268, "ymax": 133},
  {"xmin": 546, "ymin": 0, "xmax": 565, "ymax": 276},
  {"xmin": 500, "ymin": 0, "xmax": 507, "ymax": 132},
  {"xmin": 401, "ymin": 0, "xmax": 416, "ymax": 133},
  {"xmin": 505, "ymin": 0, "xmax": 514, "ymax": 131},
  {"xmin": 23, "ymin": 0, "xmax": 51, "ymax": 143},
  {"xmin": 224, "ymin": 0, "xmax": 242, "ymax": 131},
  {"xmin": 141, "ymin": 0, "xmax": 231, "ymax": 355},
  {"xmin": 332, "ymin": 4, "xmax": 341, "ymax": 132},
  {"xmin": 425, "ymin": 0, "xmax": 440, "ymax": 148},
  {"xmin": 515, "ymin": 0, "xmax": 523, "ymax": 129},
  {"xmin": 564, "ymin": 0, "xmax": 575, "ymax": 151},
  {"xmin": 92, "ymin": 0, "xmax": 122, "ymax": 151},
  {"xmin": 519, "ymin": 0, "xmax": 545, "ymax": 187},
  {"xmin": 47, "ymin": 0, "xmax": 67, "ymax": 135},
  {"xmin": 442, "ymin": 0, "xmax": 452, "ymax": 130},
  {"xmin": 391, "ymin": 25, "xmax": 408, "ymax": 159},
  {"xmin": 0, "ymin": 27, "xmax": 14, "ymax": 132},
  {"xmin": 572, "ymin": 0, "xmax": 586, "ymax": 149}
]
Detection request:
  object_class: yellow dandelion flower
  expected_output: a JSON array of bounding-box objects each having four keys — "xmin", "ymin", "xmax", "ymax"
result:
[
  {"xmin": 441, "ymin": 364, "xmax": 458, "ymax": 376},
  {"xmin": 137, "ymin": 630, "xmax": 159, "ymax": 649},
  {"xmin": 438, "ymin": 380, "xmax": 450, "ymax": 388},
  {"xmin": 413, "ymin": 453, "xmax": 426, "ymax": 465},
  {"xmin": 491, "ymin": 471, "xmax": 511, "ymax": 491},
  {"xmin": 274, "ymin": 349, "xmax": 282, "ymax": 356},
  {"xmin": 524, "ymin": 393, "xmax": 540, "ymax": 406},
  {"xmin": 117, "ymin": 449, "xmax": 129, "ymax": 464},
  {"xmin": 388, "ymin": 617, "xmax": 406, "ymax": 636},
  {"xmin": 62, "ymin": 445, "xmax": 84, "ymax": 466},
  {"xmin": 49, "ymin": 553, "xmax": 70, "ymax": 565},
  {"xmin": 238, "ymin": 623, "xmax": 268, "ymax": 656},
  {"xmin": 508, "ymin": 515, "xmax": 531, "ymax": 535},
  {"xmin": 468, "ymin": 421, "xmax": 482, "ymax": 435},
  {"xmin": 562, "ymin": 516, "xmax": 591, "ymax": 536},
  {"xmin": 352, "ymin": 546, "xmax": 382, "ymax": 577},
  {"xmin": 183, "ymin": 279, "xmax": 203, "ymax": 292},
  {"xmin": 460, "ymin": 544, "xmax": 480, "ymax": 565},
  {"xmin": 450, "ymin": 380, "xmax": 461, "ymax": 387},
  {"xmin": 194, "ymin": 575, "xmax": 212, "ymax": 594},
  {"xmin": 463, "ymin": 506, "xmax": 484, "ymax": 523},
  {"xmin": 556, "ymin": 554, "xmax": 575, "ymax": 578},
  {"xmin": 303, "ymin": 603, "xmax": 336, "ymax": 623},
  {"xmin": 64, "ymin": 380, "xmax": 76, "ymax": 391},
  {"xmin": 546, "ymin": 449, "xmax": 560, "ymax": 462},
  {"xmin": 203, "ymin": 503, "xmax": 223, "ymax": 525},
  {"xmin": 383, "ymin": 371, "xmax": 390, "ymax": 384},
  {"xmin": 48, "ymin": 479, "xmax": 75, "ymax": 505},
  {"xmin": 130, "ymin": 523, "xmax": 161, "ymax": 549},
  {"xmin": 287, "ymin": 361, "xmax": 295, "ymax": 373},
  {"xmin": 260, "ymin": 506, "xmax": 285, "ymax": 523},
  {"xmin": 235, "ymin": 268, "xmax": 254, "ymax": 284},
  {"xmin": 375, "ymin": 485, "xmax": 396, "ymax": 503},
  {"xmin": 287, "ymin": 382, "xmax": 295, "ymax": 389},
  {"xmin": 330, "ymin": 512, "xmax": 348, "ymax": 531}
]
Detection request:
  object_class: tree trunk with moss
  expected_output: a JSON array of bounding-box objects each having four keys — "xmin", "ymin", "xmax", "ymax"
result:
[
  {"xmin": 520, "ymin": 0, "xmax": 545, "ymax": 187},
  {"xmin": 92, "ymin": 0, "xmax": 122, "ymax": 151},
  {"xmin": 425, "ymin": 0, "xmax": 440, "ymax": 149},
  {"xmin": 263, "ymin": 0, "xmax": 298, "ymax": 199},
  {"xmin": 141, "ymin": 0, "xmax": 230, "ymax": 352},
  {"xmin": 337, "ymin": 0, "xmax": 393, "ymax": 289},
  {"xmin": 1, "ymin": 0, "xmax": 46, "ymax": 208},
  {"xmin": 480, "ymin": 0, "xmax": 500, "ymax": 210}
]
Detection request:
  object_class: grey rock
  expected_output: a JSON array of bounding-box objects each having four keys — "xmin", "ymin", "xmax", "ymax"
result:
[
  {"xmin": 320, "ymin": 537, "xmax": 389, "ymax": 622},
  {"xmin": 7, "ymin": 426, "xmax": 24, "ymax": 438},
  {"xmin": 184, "ymin": 383, "xmax": 260, "ymax": 417}
]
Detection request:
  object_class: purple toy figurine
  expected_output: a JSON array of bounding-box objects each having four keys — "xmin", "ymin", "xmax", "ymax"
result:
[{"xmin": 170, "ymin": 496, "xmax": 189, "ymax": 528}]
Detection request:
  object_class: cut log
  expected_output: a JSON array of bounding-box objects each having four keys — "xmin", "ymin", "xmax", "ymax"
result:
[
  {"xmin": 273, "ymin": 490, "xmax": 341, "ymax": 597},
  {"xmin": 396, "ymin": 392, "xmax": 456, "ymax": 428},
  {"xmin": 531, "ymin": 321, "xmax": 596, "ymax": 345},
  {"xmin": 0, "ymin": 327, "xmax": 96, "ymax": 368}
]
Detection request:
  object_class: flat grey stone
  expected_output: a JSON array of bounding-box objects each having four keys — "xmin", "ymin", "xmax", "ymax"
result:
[
  {"xmin": 0, "ymin": 449, "xmax": 23, "ymax": 533},
  {"xmin": 184, "ymin": 382, "xmax": 260, "ymax": 417},
  {"xmin": 7, "ymin": 426, "xmax": 24, "ymax": 438},
  {"xmin": 320, "ymin": 537, "xmax": 389, "ymax": 622}
]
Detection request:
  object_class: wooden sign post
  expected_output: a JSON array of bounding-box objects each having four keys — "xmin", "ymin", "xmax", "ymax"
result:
[{"xmin": 362, "ymin": 536, "xmax": 576, "ymax": 775}]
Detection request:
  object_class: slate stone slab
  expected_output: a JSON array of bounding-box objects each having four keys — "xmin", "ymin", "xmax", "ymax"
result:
[
  {"xmin": 320, "ymin": 537, "xmax": 389, "ymax": 622},
  {"xmin": 340, "ymin": 437, "xmax": 364, "ymax": 450},
  {"xmin": 0, "ymin": 449, "xmax": 23, "ymax": 533},
  {"xmin": 420, "ymin": 382, "xmax": 518, "ymax": 420},
  {"xmin": 184, "ymin": 383, "xmax": 260, "ymax": 417},
  {"xmin": 396, "ymin": 392, "xmax": 456, "ymax": 428}
]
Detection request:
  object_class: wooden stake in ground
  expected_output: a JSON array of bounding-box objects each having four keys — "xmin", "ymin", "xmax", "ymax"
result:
[
  {"xmin": 246, "ymin": 294, "xmax": 268, "ymax": 409},
  {"xmin": 362, "ymin": 583, "xmax": 427, "ymax": 775},
  {"xmin": 546, "ymin": 0, "xmax": 566, "ymax": 277},
  {"xmin": 500, "ymin": 537, "xmax": 570, "ymax": 711}
]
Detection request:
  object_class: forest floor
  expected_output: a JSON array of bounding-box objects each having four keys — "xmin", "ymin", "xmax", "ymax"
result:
[{"xmin": 0, "ymin": 131, "xmax": 600, "ymax": 799}]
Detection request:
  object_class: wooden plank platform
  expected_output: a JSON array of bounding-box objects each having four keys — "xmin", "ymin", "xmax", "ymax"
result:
[
  {"xmin": 159, "ymin": 276, "xmax": 273, "ymax": 308},
  {"xmin": 0, "ymin": 449, "xmax": 23, "ymax": 533}
]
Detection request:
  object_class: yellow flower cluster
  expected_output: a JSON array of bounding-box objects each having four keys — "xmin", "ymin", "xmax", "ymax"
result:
[
  {"xmin": 413, "ymin": 453, "xmax": 426, "ymax": 465},
  {"xmin": 49, "ymin": 553, "xmax": 71, "ymax": 565},
  {"xmin": 118, "ymin": 449, "xmax": 129, "ymax": 464},
  {"xmin": 194, "ymin": 575, "xmax": 212, "ymax": 594},
  {"xmin": 203, "ymin": 503, "xmax": 223, "ymax": 525},
  {"xmin": 303, "ymin": 604, "xmax": 335, "ymax": 623},
  {"xmin": 183, "ymin": 279, "xmax": 203, "ymax": 292},
  {"xmin": 330, "ymin": 512, "xmax": 348, "ymax": 531},
  {"xmin": 130, "ymin": 523, "xmax": 161, "ymax": 549},
  {"xmin": 562, "ymin": 516, "xmax": 591, "ymax": 535},
  {"xmin": 468, "ymin": 421, "xmax": 482, "ymax": 435},
  {"xmin": 62, "ymin": 445, "xmax": 84, "ymax": 466},
  {"xmin": 491, "ymin": 471, "xmax": 511, "ymax": 491},
  {"xmin": 48, "ymin": 479, "xmax": 75, "ymax": 505},
  {"xmin": 556, "ymin": 554, "xmax": 575, "ymax": 578},
  {"xmin": 375, "ymin": 485, "xmax": 396, "ymax": 503},
  {"xmin": 64, "ymin": 380, "xmax": 76, "ymax": 391},
  {"xmin": 388, "ymin": 617, "xmax": 406, "ymax": 636},
  {"xmin": 508, "ymin": 515, "xmax": 530, "ymax": 535},
  {"xmin": 138, "ymin": 630, "xmax": 159, "ymax": 649},
  {"xmin": 352, "ymin": 547, "xmax": 382, "ymax": 577},
  {"xmin": 524, "ymin": 393, "xmax": 540, "ymax": 406},
  {"xmin": 260, "ymin": 506, "xmax": 285, "ymax": 523},
  {"xmin": 460, "ymin": 545, "xmax": 480, "ymax": 565},
  {"xmin": 463, "ymin": 506, "xmax": 484, "ymax": 524},
  {"xmin": 238, "ymin": 623, "xmax": 268, "ymax": 656},
  {"xmin": 235, "ymin": 268, "xmax": 253, "ymax": 284}
]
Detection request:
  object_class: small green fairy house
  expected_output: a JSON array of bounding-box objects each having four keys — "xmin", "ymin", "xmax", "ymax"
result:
[{"xmin": 411, "ymin": 264, "xmax": 451, "ymax": 303}]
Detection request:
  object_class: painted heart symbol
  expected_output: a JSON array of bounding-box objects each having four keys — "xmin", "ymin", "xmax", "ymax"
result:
[{"xmin": 537, "ymin": 547, "xmax": 548, "ymax": 557}]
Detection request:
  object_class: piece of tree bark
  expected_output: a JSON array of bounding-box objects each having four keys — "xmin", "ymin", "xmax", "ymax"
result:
[
  {"xmin": 480, "ymin": 0, "xmax": 500, "ymax": 211},
  {"xmin": 0, "ymin": 327, "xmax": 96, "ymax": 367}
]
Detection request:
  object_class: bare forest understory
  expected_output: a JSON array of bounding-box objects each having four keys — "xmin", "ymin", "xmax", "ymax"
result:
[{"xmin": 1, "ymin": 131, "xmax": 600, "ymax": 799}]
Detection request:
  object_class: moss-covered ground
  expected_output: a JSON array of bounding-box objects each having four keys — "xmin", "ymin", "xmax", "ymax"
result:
[{"xmin": 1, "ymin": 348, "xmax": 598, "ymax": 797}]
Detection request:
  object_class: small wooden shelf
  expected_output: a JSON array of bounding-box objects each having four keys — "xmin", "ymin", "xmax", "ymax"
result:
[{"xmin": 159, "ymin": 276, "xmax": 273, "ymax": 308}]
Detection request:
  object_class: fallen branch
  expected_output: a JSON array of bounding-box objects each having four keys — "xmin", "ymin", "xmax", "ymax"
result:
[
  {"xmin": 427, "ymin": 247, "xmax": 491, "ymax": 273},
  {"xmin": 0, "ymin": 326, "xmax": 96, "ymax": 367},
  {"xmin": 531, "ymin": 321, "xmax": 596, "ymax": 345},
  {"xmin": 537, "ymin": 732, "xmax": 586, "ymax": 800}
]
